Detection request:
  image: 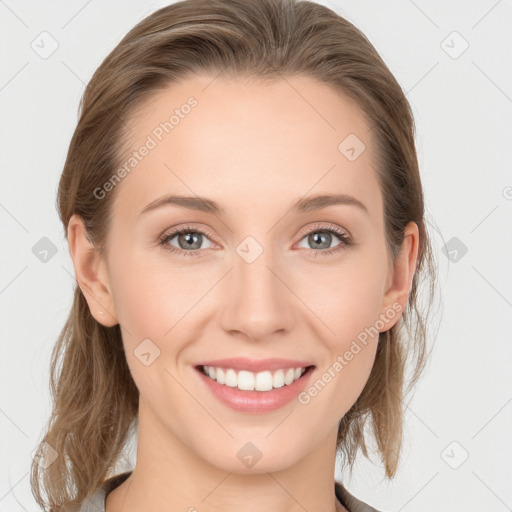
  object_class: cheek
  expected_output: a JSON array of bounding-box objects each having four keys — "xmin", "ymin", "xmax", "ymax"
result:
[
  {"xmin": 108, "ymin": 257, "xmax": 187, "ymax": 399},
  {"xmin": 297, "ymin": 255, "xmax": 387, "ymax": 345},
  {"xmin": 107, "ymin": 249, "xmax": 208, "ymax": 380},
  {"xmin": 108, "ymin": 247, "xmax": 187, "ymax": 333},
  {"xmin": 111, "ymin": 268, "xmax": 163, "ymax": 331},
  {"xmin": 292, "ymin": 251, "xmax": 386, "ymax": 403},
  {"xmin": 298, "ymin": 271, "xmax": 382, "ymax": 416}
]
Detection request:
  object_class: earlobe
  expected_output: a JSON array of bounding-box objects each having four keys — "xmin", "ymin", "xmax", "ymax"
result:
[
  {"xmin": 378, "ymin": 221, "xmax": 420, "ymax": 331},
  {"xmin": 67, "ymin": 214, "xmax": 119, "ymax": 327}
]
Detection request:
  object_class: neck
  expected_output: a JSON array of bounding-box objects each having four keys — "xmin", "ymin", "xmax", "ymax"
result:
[{"xmin": 106, "ymin": 399, "xmax": 347, "ymax": 512}]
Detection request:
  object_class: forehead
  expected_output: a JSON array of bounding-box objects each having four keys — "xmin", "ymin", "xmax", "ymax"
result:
[{"xmin": 114, "ymin": 74, "xmax": 382, "ymax": 223}]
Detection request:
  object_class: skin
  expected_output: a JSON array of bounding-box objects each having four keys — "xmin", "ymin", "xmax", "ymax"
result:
[{"xmin": 67, "ymin": 74, "xmax": 419, "ymax": 512}]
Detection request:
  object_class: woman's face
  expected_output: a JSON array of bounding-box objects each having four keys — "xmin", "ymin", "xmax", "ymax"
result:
[{"xmin": 84, "ymin": 74, "xmax": 416, "ymax": 473}]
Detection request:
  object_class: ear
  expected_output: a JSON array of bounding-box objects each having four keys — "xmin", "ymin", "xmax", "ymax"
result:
[
  {"xmin": 67, "ymin": 214, "xmax": 119, "ymax": 327},
  {"xmin": 378, "ymin": 221, "xmax": 420, "ymax": 331}
]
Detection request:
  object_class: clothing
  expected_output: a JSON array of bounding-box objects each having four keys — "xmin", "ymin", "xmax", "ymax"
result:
[{"xmin": 78, "ymin": 470, "xmax": 382, "ymax": 512}]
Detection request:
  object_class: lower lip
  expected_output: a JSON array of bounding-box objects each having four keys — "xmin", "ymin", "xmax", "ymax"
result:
[{"xmin": 195, "ymin": 366, "xmax": 315, "ymax": 414}]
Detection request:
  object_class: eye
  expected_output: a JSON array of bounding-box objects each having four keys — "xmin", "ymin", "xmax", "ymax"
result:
[
  {"xmin": 296, "ymin": 224, "xmax": 354, "ymax": 257},
  {"xmin": 157, "ymin": 223, "xmax": 354, "ymax": 258},
  {"xmin": 158, "ymin": 225, "xmax": 214, "ymax": 256}
]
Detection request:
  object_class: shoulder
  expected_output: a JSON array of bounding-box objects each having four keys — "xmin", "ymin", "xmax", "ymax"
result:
[
  {"xmin": 78, "ymin": 471, "xmax": 132, "ymax": 512},
  {"xmin": 335, "ymin": 480, "xmax": 385, "ymax": 512}
]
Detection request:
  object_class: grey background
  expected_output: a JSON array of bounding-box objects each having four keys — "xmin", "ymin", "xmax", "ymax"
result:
[{"xmin": 1, "ymin": 1, "xmax": 511, "ymax": 510}]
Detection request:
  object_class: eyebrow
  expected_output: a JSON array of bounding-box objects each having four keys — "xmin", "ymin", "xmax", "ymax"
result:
[{"xmin": 139, "ymin": 192, "xmax": 369, "ymax": 217}]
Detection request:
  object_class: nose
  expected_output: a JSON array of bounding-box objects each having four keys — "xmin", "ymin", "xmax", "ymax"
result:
[{"xmin": 219, "ymin": 251, "xmax": 296, "ymax": 342}]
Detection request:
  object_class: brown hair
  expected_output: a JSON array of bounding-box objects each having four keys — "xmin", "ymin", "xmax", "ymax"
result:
[{"xmin": 31, "ymin": 0, "xmax": 438, "ymax": 509}]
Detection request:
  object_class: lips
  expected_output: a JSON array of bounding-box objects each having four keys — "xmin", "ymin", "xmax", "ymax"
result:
[
  {"xmin": 193, "ymin": 357, "xmax": 315, "ymax": 373},
  {"xmin": 195, "ymin": 363, "xmax": 316, "ymax": 413}
]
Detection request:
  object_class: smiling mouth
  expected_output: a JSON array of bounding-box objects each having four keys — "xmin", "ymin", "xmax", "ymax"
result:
[{"xmin": 195, "ymin": 364, "xmax": 315, "ymax": 392}]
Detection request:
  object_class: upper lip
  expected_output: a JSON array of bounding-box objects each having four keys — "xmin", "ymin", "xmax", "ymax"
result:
[{"xmin": 194, "ymin": 357, "xmax": 315, "ymax": 373}]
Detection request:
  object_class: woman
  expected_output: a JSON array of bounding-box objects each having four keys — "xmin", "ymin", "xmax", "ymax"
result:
[{"xmin": 31, "ymin": 0, "xmax": 437, "ymax": 510}]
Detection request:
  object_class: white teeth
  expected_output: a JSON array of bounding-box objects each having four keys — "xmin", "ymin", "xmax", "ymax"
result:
[
  {"xmin": 255, "ymin": 371, "xmax": 273, "ymax": 391},
  {"xmin": 201, "ymin": 365, "xmax": 308, "ymax": 391},
  {"xmin": 284, "ymin": 368, "xmax": 295, "ymax": 385},
  {"xmin": 224, "ymin": 369, "xmax": 237, "ymax": 387},
  {"xmin": 273, "ymin": 369, "xmax": 285, "ymax": 388}
]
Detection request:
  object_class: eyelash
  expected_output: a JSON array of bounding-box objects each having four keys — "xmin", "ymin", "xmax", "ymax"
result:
[{"xmin": 157, "ymin": 224, "xmax": 354, "ymax": 258}]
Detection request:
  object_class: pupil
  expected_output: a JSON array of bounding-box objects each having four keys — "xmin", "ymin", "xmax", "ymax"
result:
[
  {"xmin": 311, "ymin": 232, "xmax": 330, "ymax": 249},
  {"xmin": 182, "ymin": 232, "xmax": 200, "ymax": 249}
]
